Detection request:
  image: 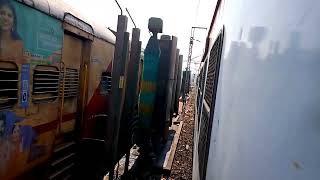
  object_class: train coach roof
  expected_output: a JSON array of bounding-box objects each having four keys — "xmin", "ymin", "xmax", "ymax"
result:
[{"xmin": 16, "ymin": 0, "xmax": 116, "ymax": 44}]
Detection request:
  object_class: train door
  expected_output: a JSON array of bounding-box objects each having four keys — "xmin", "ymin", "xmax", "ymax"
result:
[
  {"xmin": 47, "ymin": 32, "xmax": 91, "ymax": 180},
  {"xmin": 59, "ymin": 33, "xmax": 83, "ymax": 136}
]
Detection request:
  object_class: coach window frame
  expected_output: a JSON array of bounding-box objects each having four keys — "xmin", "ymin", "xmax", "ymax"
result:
[
  {"xmin": 198, "ymin": 27, "xmax": 224, "ymax": 180},
  {"xmin": 32, "ymin": 65, "xmax": 60, "ymax": 104},
  {"xmin": 0, "ymin": 61, "xmax": 19, "ymax": 109}
]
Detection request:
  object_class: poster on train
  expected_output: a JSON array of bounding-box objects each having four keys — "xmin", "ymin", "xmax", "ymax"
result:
[
  {"xmin": 0, "ymin": 0, "xmax": 63, "ymax": 65},
  {"xmin": 0, "ymin": 1, "xmax": 62, "ymax": 178}
]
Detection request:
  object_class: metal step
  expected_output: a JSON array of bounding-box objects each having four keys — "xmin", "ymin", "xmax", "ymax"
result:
[
  {"xmin": 49, "ymin": 163, "xmax": 74, "ymax": 180},
  {"xmin": 51, "ymin": 153, "xmax": 75, "ymax": 167},
  {"xmin": 53, "ymin": 141, "xmax": 75, "ymax": 153},
  {"xmin": 48, "ymin": 132, "xmax": 77, "ymax": 180}
]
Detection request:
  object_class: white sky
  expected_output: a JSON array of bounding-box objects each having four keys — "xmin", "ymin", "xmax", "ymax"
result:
[{"xmin": 63, "ymin": 0, "xmax": 217, "ymax": 73}]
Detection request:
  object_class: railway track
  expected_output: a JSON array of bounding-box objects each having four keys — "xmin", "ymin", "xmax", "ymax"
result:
[{"xmin": 103, "ymin": 91, "xmax": 195, "ymax": 180}]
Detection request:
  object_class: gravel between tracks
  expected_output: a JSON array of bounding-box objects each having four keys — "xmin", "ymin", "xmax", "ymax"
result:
[{"xmin": 170, "ymin": 91, "xmax": 195, "ymax": 180}]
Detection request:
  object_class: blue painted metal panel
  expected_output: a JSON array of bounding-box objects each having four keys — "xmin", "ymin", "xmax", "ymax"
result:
[{"xmin": 20, "ymin": 64, "xmax": 30, "ymax": 108}]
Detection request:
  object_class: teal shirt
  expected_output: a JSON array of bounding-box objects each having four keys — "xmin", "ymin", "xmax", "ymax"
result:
[{"xmin": 139, "ymin": 35, "xmax": 161, "ymax": 128}]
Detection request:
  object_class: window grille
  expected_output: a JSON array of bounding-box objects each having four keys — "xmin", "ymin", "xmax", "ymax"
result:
[
  {"xmin": 100, "ymin": 71, "xmax": 112, "ymax": 95},
  {"xmin": 32, "ymin": 65, "xmax": 60, "ymax": 103},
  {"xmin": 198, "ymin": 29, "xmax": 224, "ymax": 180},
  {"xmin": 0, "ymin": 62, "xmax": 18, "ymax": 109},
  {"xmin": 61, "ymin": 68, "xmax": 79, "ymax": 98}
]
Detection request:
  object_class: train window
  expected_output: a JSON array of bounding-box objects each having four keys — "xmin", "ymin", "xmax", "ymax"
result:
[
  {"xmin": 198, "ymin": 28, "xmax": 224, "ymax": 180},
  {"xmin": 197, "ymin": 68, "xmax": 203, "ymax": 113},
  {"xmin": 32, "ymin": 65, "xmax": 60, "ymax": 103},
  {"xmin": 100, "ymin": 71, "xmax": 112, "ymax": 95},
  {"xmin": 197, "ymin": 60, "xmax": 207, "ymax": 131},
  {"xmin": 204, "ymin": 45, "xmax": 219, "ymax": 106},
  {"xmin": 61, "ymin": 68, "xmax": 79, "ymax": 98},
  {"xmin": 0, "ymin": 62, "xmax": 18, "ymax": 109}
]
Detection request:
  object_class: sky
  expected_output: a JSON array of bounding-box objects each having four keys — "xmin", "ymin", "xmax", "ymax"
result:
[{"xmin": 63, "ymin": 0, "xmax": 217, "ymax": 73}]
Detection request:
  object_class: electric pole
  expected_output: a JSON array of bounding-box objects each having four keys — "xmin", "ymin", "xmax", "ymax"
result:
[{"xmin": 185, "ymin": 26, "xmax": 207, "ymax": 94}]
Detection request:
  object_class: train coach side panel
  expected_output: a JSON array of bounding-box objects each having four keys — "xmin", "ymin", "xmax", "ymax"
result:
[
  {"xmin": 83, "ymin": 38, "xmax": 114, "ymax": 138},
  {"xmin": 202, "ymin": 0, "xmax": 320, "ymax": 180},
  {"xmin": 88, "ymin": 39, "xmax": 114, "ymax": 103},
  {"xmin": 0, "ymin": 0, "xmax": 64, "ymax": 178}
]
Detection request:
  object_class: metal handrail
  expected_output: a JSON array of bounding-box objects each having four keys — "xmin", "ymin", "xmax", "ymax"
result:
[{"xmin": 58, "ymin": 61, "xmax": 66, "ymax": 135}]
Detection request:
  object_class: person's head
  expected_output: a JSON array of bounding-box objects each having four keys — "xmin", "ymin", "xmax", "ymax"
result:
[{"xmin": 0, "ymin": 0, "xmax": 20, "ymax": 39}]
